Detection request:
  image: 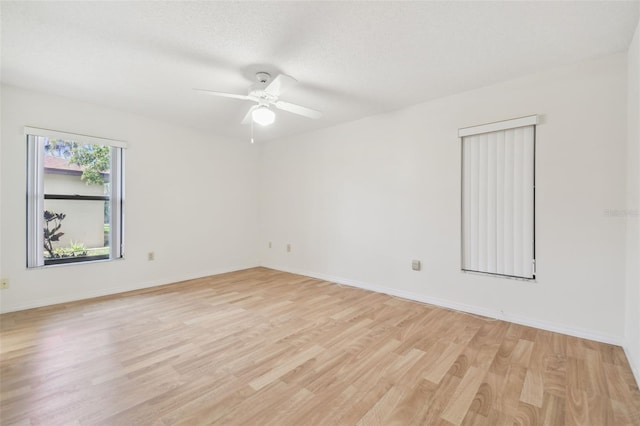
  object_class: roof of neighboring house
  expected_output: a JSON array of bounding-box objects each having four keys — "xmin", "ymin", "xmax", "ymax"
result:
[
  {"xmin": 44, "ymin": 155, "xmax": 84, "ymax": 173},
  {"xmin": 43, "ymin": 155, "xmax": 110, "ymax": 176}
]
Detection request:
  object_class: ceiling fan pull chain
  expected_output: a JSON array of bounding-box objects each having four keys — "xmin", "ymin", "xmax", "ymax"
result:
[{"xmin": 250, "ymin": 117, "xmax": 255, "ymax": 144}]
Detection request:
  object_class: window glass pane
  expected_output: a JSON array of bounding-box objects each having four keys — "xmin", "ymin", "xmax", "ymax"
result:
[
  {"xmin": 43, "ymin": 139, "xmax": 111, "ymax": 197},
  {"xmin": 43, "ymin": 199, "xmax": 110, "ymax": 261}
]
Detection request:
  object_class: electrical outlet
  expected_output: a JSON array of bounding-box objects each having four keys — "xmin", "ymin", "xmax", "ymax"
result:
[
  {"xmin": 269, "ymin": 242, "xmax": 272, "ymax": 249},
  {"xmin": 286, "ymin": 244, "xmax": 291, "ymax": 252},
  {"xmin": 148, "ymin": 252, "xmax": 155, "ymax": 261},
  {"xmin": 411, "ymin": 260, "xmax": 421, "ymax": 271},
  {"xmin": 0, "ymin": 278, "xmax": 9, "ymax": 289}
]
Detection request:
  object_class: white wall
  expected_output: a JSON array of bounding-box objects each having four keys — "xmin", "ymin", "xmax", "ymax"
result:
[
  {"xmin": 259, "ymin": 53, "xmax": 628, "ymax": 344},
  {"xmin": 626, "ymin": 18, "xmax": 640, "ymax": 384},
  {"xmin": 0, "ymin": 85, "xmax": 260, "ymax": 312}
]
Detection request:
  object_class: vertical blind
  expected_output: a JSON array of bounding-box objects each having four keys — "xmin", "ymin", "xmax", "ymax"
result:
[{"xmin": 460, "ymin": 116, "xmax": 536, "ymax": 279}]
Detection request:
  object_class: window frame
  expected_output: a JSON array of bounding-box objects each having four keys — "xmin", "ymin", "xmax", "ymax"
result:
[
  {"xmin": 26, "ymin": 127, "xmax": 126, "ymax": 268},
  {"xmin": 459, "ymin": 115, "xmax": 537, "ymax": 280}
]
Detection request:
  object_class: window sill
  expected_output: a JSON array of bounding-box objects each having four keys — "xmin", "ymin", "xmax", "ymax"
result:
[{"xmin": 28, "ymin": 256, "xmax": 124, "ymax": 269}]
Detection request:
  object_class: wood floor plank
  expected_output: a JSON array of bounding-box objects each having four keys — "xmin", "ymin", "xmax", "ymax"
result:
[
  {"xmin": 385, "ymin": 379, "xmax": 438, "ymax": 425},
  {"xmin": 520, "ymin": 369, "xmax": 544, "ymax": 408},
  {"xmin": 1, "ymin": 267, "xmax": 639, "ymax": 425},
  {"xmin": 424, "ymin": 342, "xmax": 465, "ymax": 384},
  {"xmin": 248, "ymin": 344, "xmax": 324, "ymax": 390},
  {"xmin": 441, "ymin": 366, "xmax": 487, "ymax": 425},
  {"xmin": 540, "ymin": 391, "xmax": 566, "ymax": 425},
  {"xmin": 417, "ymin": 372, "xmax": 462, "ymax": 425},
  {"xmin": 468, "ymin": 371, "xmax": 502, "ymax": 418},
  {"xmin": 356, "ymin": 385, "xmax": 405, "ymax": 425}
]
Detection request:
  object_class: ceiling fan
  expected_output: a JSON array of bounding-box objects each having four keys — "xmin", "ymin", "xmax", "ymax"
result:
[{"xmin": 195, "ymin": 72, "xmax": 322, "ymax": 126}]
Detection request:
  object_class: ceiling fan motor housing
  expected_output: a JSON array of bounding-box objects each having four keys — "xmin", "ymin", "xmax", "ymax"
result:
[
  {"xmin": 256, "ymin": 72, "xmax": 271, "ymax": 84},
  {"xmin": 250, "ymin": 72, "xmax": 275, "ymax": 103}
]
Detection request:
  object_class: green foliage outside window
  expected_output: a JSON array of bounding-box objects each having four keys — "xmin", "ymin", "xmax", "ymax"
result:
[
  {"xmin": 45, "ymin": 140, "xmax": 111, "ymax": 185},
  {"xmin": 69, "ymin": 144, "xmax": 110, "ymax": 185}
]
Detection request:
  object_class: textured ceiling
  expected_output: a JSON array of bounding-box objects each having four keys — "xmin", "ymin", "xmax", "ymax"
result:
[{"xmin": 2, "ymin": 1, "xmax": 639, "ymax": 142}]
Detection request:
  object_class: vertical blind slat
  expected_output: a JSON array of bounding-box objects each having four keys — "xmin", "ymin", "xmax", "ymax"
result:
[
  {"xmin": 464, "ymin": 137, "xmax": 473, "ymax": 265},
  {"xmin": 487, "ymin": 132, "xmax": 497, "ymax": 273},
  {"xmin": 503, "ymin": 129, "xmax": 514, "ymax": 276},
  {"xmin": 471, "ymin": 137, "xmax": 479, "ymax": 270},
  {"xmin": 496, "ymin": 131, "xmax": 505, "ymax": 273},
  {"xmin": 478, "ymin": 134, "xmax": 487, "ymax": 272},
  {"xmin": 513, "ymin": 127, "xmax": 523, "ymax": 277}
]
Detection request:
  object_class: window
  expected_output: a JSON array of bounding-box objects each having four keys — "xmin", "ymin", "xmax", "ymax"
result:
[
  {"xmin": 460, "ymin": 116, "xmax": 537, "ymax": 279},
  {"xmin": 26, "ymin": 127, "xmax": 125, "ymax": 267}
]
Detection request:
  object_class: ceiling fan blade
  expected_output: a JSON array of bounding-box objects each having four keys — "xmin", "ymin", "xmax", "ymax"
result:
[
  {"xmin": 241, "ymin": 105, "xmax": 259, "ymax": 125},
  {"xmin": 274, "ymin": 100, "xmax": 323, "ymax": 119},
  {"xmin": 193, "ymin": 89, "xmax": 254, "ymax": 101},
  {"xmin": 264, "ymin": 74, "xmax": 297, "ymax": 97}
]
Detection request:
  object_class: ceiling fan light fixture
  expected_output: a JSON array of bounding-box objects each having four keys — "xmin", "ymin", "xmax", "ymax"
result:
[{"xmin": 252, "ymin": 106, "xmax": 275, "ymax": 126}]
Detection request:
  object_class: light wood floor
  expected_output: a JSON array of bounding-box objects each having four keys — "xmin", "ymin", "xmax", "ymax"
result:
[{"xmin": 1, "ymin": 268, "xmax": 639, "ymax": 425}]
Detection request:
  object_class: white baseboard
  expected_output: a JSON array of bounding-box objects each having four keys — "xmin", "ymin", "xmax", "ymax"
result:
[
  {"xmin": 0, "ymin": 264, "xmax": 259, "ymax": 314},
  {"xmin": 624, "ymin": 345, "xmax": 640, "ymax": 387},
  {"xmin": 264, "ymin": 264, "xmax": 624, "ymax": 346}
]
